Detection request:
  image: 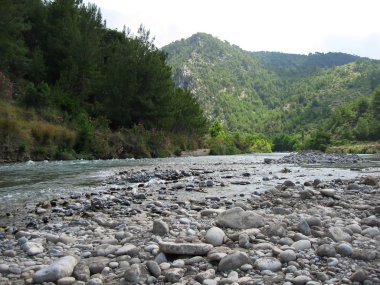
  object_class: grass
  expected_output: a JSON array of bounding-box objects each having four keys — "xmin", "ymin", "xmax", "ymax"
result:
[{"xmin": 327, "ymin": 142, "xmax": 380, "ymax": 154}]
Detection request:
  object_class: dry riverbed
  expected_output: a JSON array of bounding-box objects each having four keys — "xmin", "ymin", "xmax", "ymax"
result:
[{"xmin": 0, "ymin": 153, "xmax": 379, "ymax": 285}]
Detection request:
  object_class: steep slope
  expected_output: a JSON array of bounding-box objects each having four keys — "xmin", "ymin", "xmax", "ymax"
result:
[
  {"xmin": 163, "ymin": 33, "xmax": 282, "ymax": 131},
  {"xmin": 163, "ymin": 33, "xmax": 380, "ymax": 134}
]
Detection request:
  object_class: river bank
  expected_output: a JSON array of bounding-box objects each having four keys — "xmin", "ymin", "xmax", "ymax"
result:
[{"xmin": 0, "ymin": 153, "xmax": 379, "ymax": 285}]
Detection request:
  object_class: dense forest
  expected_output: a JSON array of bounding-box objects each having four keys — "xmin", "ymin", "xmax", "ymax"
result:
[
  {"xmin": 163, "ymin": 33, "xmax": 380, "ymax": 153},
  {"xmin": 1, "ymin": 2, "xmax": 380, "ymax": 162},
  {"xmin": 0, "ymin": 0, "xmax": 208, "ymax": 162}
]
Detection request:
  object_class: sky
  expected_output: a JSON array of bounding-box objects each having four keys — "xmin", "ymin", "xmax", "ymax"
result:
[{"xmin": 84, "ymin": 0, "xmax": 380, "ymax": 59}]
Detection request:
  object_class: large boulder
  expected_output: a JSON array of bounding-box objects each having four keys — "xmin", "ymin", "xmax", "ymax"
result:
[
  {"xmin": 33, "ymin": 256, "xmax": 78, "ymax": 283},
  {"xmin": 216, "ymin": 207, "xmax": 266, "ymax": 229}
]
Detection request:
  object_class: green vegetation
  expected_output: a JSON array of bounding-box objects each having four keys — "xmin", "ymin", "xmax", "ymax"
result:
[
  {"xmin": 163, "ymin": 33, "xmax": 380, "ymax": 152},
  {"xmin": 0, "ymin": 0, "xmax": 208, "ymax": 162},
  {"xmin": 205, "ymin": 120, "xmax": 271, "ymax": 155},
  {"xmin": 2, "ymin": 3, "xmax": 380, "ymax": 160}
]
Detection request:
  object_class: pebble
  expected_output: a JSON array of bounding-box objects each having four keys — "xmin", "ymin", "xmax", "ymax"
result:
[
  {"xmin": 0, "ymin": 155, "xmax": 378, "ymax": 285},
  {"xmin": 292, "ymin": 240, "xmax": 311, "ymax": 251},
  {"xmin": 218, "ymin": 252, "xmax": 251, "ymax": 272},
  {"xmin": 205, "ymin": 227, "xmax": 226, "ymax": 246},
  {"xmin": 316, "ymin": 244, "xmax": 336, "ymax": 257},
  {"xmin": 254, "ymin": 257, "xmax": 282, "ymax": 272}
]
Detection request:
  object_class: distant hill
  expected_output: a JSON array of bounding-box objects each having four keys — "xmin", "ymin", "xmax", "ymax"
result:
[{"xmin": 163, "ymin": 33, "xmax": 380, "ymax": 134}]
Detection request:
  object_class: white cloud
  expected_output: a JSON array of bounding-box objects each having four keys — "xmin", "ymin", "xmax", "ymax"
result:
[{"xmin": 85, "ymin": 0, "xmax": 380, "ymax": 59}]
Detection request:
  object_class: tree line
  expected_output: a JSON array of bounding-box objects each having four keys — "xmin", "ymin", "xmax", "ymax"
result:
[{"xmin": 0, "ymin": 0, "xmax": 208, "ymax": 160}]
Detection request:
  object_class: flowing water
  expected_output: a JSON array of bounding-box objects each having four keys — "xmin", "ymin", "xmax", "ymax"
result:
[{"xmin": 0, "ymin": 153, "xmax": 379, "ymax": 213}]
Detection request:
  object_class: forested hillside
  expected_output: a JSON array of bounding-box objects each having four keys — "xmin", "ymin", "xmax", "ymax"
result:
[
  {"xmin": 163, "ymin": 33, "xmax": 380, "ymax": 140},
  {"xmin": 0, "ymin": 0, "xmax": 208, "ymax": 162}
]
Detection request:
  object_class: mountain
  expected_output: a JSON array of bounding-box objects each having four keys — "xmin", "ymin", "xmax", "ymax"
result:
[{"xmin": 163, "ymin": 33, "xmax": 380, "ymax": 134}]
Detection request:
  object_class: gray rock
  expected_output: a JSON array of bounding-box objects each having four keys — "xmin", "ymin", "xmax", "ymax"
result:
[
  {"xmin": 115, "ymin": 244, "xmax": 138, "ymax": 256},
  {"xmin": 272, "ymin": 207, "xmax": 292, "ymax": 215},
  {"xmin": 3, "ymin": 250, "xmax": 16, "ymax": 257},
  {"xmin": 203, "ymin": 279, "xmax": 218, "ymax": 285},
  {"xmin": 362, "ymin": 227, "xmax": 380, "ymax": 237},
  {"xmin": 350, "ymin": 269, "xmax": 368, "ymax": 282},
  {"xmin": 352, "ymin": 249, "xmax": 376, "ymax": 261},
  {"xmin": 87, "ymin": 278, "xmax": 103, "ymax": 285},
  {"xmin": 278, "ymin": 250, "xmax": 297, "ymax": 263},
  {"xmin": 361, "ymin": 216, "xmax": 380, "ymax": 227},
  {"xmin": 305, "ymin": 216, "xmax": 322, "ymax": 227},
  {"xmin": 205, "ymin": 227, "xmax": 225, "ymax": 246},
  {"xmin": 327, "ymin": 227, "xmax": 351, "ymax": 242},
  {"xmin": 347, "ymin": 183, "xmax": 361, "ymax": 190},
  {"xmin": 0, "ymin": 264, "xmax": 10, "ymax": 274},
  {"xmin": 347, "ymin": 223, "xmax": 362, "ymax": 233},
  {"xmin": 159, "ymin": 242, "xmax": 213, "ymax": 255},
  {"xmin": 254, "ymin": 257, "xmax": 282, "ymax": 272},
  {"xmin": 216, "ymin": 207, "xmax": 266, "ymax": 229},
  {"xmin": 73, "ymin": 262, "xmax": 90, "ymax": 282},
  {"xmin": 335, "ymin": 243, "xmax": 353, "ymax": 256},
  {"xmin": 316, "ymin": 244, "xmax": 336, "ymax": 257},
  {"xmin": 124, "ymin": 264, "xmax": 140, "ymax": 283},
  {"xmin": 154, "ymin": 252, "xmax": 167, "ymax": 264},
  {"xmin": 261, "ymin": 222, "xmax": 287, "ymax": 237},
  {"xmin": 291, "ymin": 240, "xmax": 311, "ymax": 251},
  {"xmin": 218, "ymin": 252, "xmax": 251, "ymax": 272},
  {"xmin": 238, "ymin": 233, "xmax": 250, "ymax": 248},
  {"xmin": 94, "ymin": 244, "xmax": 119, "ymax": 256},
  {"xmin": 292, "ymin": 275, "xmax": 311, "ymax": 285},
  {"xmin": 299, "ymin": 190, "xmax": 313, "ymax": 199},
  {"xmin": 362, "ymin": 176, "xmax": 378, "ymax": 186},
  {"xmin": 165, "ymin": 268, "xmax": 185, "ymax": 283},
  {"xmin": 22, "ymin": 242, "xmax": 44, "ymax": 256},
  {"xmin": 33, "ymin": 256, "xmax": 79, "ymax": 284},
  {"xmin": 86, "ymin": 257, "xmax": 110, "ymax": 275},
  {"xmin": 152, "ymin": 220, "xmax": 169, "ymax": 236},
  {"xmin": 319, "ymin": 189, "xmax": 336, "ymax": 197},
  {"xmin": 195, "ymin": 269, "xmax": 215, "ymax": 282},
  {"xmin": 298, "ymin": 219, "xmax": 311, "ymax": 236},
  {"xmin": 57, "ymin": 277, "xmax": 76, "ymax": 285},
  {"xmin": 146, "ymin": 261, "xmax": 161, "ymax": 278}
]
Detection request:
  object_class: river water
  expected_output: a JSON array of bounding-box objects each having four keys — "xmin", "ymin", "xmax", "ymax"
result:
[{"xmin": 0, "ymin": 153, "xmax": 379, "ymax": 213}]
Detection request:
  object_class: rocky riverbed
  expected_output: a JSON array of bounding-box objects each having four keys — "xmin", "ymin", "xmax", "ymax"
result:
[{"xmin": 0, "ymin": 153, "xmax": 379, "ymax": 285}]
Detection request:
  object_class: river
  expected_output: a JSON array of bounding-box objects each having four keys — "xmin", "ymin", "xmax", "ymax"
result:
[{"xmin": 0, "ymin": 153, "xmax": 379, "ymax": 214}]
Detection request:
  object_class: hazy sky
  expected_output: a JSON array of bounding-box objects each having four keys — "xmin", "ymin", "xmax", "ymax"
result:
[{"xmin": 84, "ymin": 0, "xmax": 380, "ymax": 59}]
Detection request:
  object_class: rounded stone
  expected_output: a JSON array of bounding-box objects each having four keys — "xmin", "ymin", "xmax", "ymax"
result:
[
  {"xmin": 350, "ymin": 269, "xmax": 368, "ymax": 282},
  {"xmin": 218, "ymin": 252, "xmax": 251, "ymax": 272},
  {"xmin": 278, "ymin": 250, "xmax": 297, "ymax": 263},
  {"xmin": 57, "ymin": 277, "xmax": 76, "ymax": 285},
  {"xmin": 146, "ymin": 261, "xmax": 161, "ymax": 278},
  {"xmin": 254, "ymin": 257, "xmax": 282, "ymax": 272},
  {"xmin": 124, "ymin": 264, "xmax": 140, "ymax": 283},
  {"xmin": 152, "ymin": 220, "xmax": 169, "ymax": 236},
  {"xmin": 291, "ymin": 240, "xmax": 311, "ymax": 251},
  {"xmin": 205, "ymin": 227, "xmax": 225, "ymax": 246},
  {"xmin": 87, "ymin": 278, "xmax": 103, "ymax": 285},
  {"xmin": 336, "ymin": 243, "xmax": 353, "ymax": 256},
  {"xmin": 292, "ymin": 275, "xmax": 311, "ymax": 285},
  {"xmin": 316, "ymin": 244, "xmax": 336, "ymax": 257}
]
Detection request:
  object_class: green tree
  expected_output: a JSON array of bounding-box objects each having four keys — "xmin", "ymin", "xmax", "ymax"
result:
[
  {"xmin": 304, "ymin": 130, "xmax": 331, "ymax": 151},
  {"xmin": 372, "ymin": 85, "xmax": 380, "ymax": 119},
  {"xmin": 0, "ymin": 0, "xmax": 29, "ymax": 75}
]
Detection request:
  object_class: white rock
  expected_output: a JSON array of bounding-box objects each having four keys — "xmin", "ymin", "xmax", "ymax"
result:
[
  {"xmin": 205, "ymin": 227, "xmax": 226, "ymax": 246},
  {"xmin": 33, "ymin": 256, "xmax": 79, "ymax": 283},
  {"xmin": 22, "ymin": 242, "xmax": 44, "ymax": 256}
]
